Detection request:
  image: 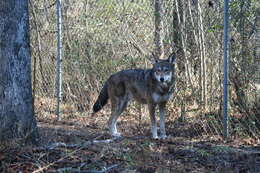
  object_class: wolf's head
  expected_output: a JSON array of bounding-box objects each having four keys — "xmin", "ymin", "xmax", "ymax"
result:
[{"xmin": 151, "ymin": 53, "xmax": 176, "ymax": 86}]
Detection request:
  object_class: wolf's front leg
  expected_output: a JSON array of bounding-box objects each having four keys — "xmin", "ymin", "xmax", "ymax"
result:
[
  {"xmin": 159, "ymin": 103, "xmax": 167, "ymax": 139},
  {"xmin": 148, "ymin": 103, "xmax": 158, "ymax": 139}
]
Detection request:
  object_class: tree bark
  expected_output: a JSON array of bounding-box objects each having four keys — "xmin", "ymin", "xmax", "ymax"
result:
[
  {"xmin": 154, "ymin": 0, "xmax": 164, "ymax": 59},
  {"xmin": 0, "ymin": 0, "xmax": 38, "ymax": 143},
  {"xmin": 56, "ymin": 0, "xmax": 63, "ymax": 120}
]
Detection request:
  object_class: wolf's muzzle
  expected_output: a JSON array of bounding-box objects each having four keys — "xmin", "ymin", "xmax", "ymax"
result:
[{"xmin": 160, "ymin": 78, "xmax": 164, "ymax": 82}]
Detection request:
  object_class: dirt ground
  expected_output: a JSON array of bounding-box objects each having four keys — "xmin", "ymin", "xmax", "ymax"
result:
[{"xmin": 0, "ymin": 108, "xmax": 260, "ymax": 173}]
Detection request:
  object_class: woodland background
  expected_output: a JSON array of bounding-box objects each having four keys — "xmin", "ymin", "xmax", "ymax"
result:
[
  {"xmin": 30, "ymin": 0, "xmax": 259, "ymax": 138},
  {"xmin": 0, "ymin": 0, "xmax": 259, "ymax": 172}
]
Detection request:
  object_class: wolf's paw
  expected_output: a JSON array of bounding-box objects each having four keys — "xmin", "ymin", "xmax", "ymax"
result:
[
  {"xmin": 112, "ymin": 132, "xmax": 121, "ymax": 137},
  {"xmin": 152, "ymin": 135, "xmax": 159, "ymax": 140},
  {"xmin": 160, "ymin": 135, "xmax": 167, "ymax": 140}
]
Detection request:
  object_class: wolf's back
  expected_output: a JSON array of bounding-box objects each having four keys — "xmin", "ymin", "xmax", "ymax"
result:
[{"xmin": 93, "ymin": 82, "xmax": 109, "ymax": 113}]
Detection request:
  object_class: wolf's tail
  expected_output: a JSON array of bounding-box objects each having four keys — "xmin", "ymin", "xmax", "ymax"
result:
[{"xmin": 93, "ymin": 82, "xmax": 109, "ymax": 113}]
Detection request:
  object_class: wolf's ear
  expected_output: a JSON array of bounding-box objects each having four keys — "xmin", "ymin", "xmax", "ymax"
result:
[
  {"xmin": 150, "ymin": 52, "xmax": 160, "ymax": 65},
  {"xmin": 167, "ymin": 53, "xmax": 176, "ymax": 64},
  {"xmin": 151, "ymin": 58, "xmax": 160, "ymax": 65}
]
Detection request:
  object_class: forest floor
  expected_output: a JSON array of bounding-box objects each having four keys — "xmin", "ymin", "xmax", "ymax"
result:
[{"xmin": 1, "ymin": 104, "xmax": 260, "ymax": 173}]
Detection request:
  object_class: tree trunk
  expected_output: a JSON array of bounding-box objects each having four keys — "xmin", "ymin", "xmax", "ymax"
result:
[
  {"xmin": 56, "ymin": 0, "xmax": 63, "ymax": 120},
  {"xmin": 154, "ymin": 0, "xmax": 164, "ymax": 59},
  {"xmin": 0, "ymin": 0, "xmax": 38, "ymax": 143}
]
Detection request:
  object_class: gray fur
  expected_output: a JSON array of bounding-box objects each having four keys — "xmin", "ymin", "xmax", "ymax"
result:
[{"xmin": 93, "ymin": 54, "xmax": 176, "ymax": 139}]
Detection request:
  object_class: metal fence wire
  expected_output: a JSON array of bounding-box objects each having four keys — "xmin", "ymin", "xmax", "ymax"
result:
[{"xmin": 30, "ymin": 0, "xmax": 260, "ymax": 139}]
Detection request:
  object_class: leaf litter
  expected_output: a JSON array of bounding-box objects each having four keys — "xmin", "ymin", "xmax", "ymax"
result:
[{"xmin": 0, "ymin": 107, "xmax": 259, "ymax": 173}]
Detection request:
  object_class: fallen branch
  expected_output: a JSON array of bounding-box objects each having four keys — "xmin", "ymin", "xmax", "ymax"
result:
[
  {"xmin": 34, "ymin": 135, "xmax": 151, "ymax": 153},
  {"xmin": 34, "ymin": 136, "xmax": 124, "ymax": 151},
  {"xmin": 56, "ymin": 164, "xmax": 120, "ymax": 173},
  {"xmin": 79, "ymin": 164, "xmax": 120, "ymax": 173}
]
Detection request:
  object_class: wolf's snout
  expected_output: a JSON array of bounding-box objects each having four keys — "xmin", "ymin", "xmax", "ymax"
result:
[{"xmin": 160, "ymin": 78, "xmax": 164, "ymax": 82}]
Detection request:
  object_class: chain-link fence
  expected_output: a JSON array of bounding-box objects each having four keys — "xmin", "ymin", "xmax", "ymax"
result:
[{"xmin": 30, "ymin": 0, "xmax": 259, "ymax": 139}]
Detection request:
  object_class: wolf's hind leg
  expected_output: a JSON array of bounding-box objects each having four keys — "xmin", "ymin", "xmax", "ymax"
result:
[{"xmin": 108, "ymin": 96, "xmax": 128, "ymax": 137}]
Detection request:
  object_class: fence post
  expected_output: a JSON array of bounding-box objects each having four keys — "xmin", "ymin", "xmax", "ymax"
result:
[
  {"xmin": 56, "ymin": 0, "xmax": 63, "ymax": 120},
  {"xmin": 223, "ymin": 0, "xmax": 230, "ymax": 139}
]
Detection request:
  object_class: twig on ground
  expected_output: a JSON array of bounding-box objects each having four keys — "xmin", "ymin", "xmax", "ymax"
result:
[
  {"xmin": 34, "ymin": 136, "xmax": 124, "ymax": 151},
  {"xmin": 79, "ymin": 164, "xmax": 120, "ymax": 173},
  {"xmin": 56, "ymin": 163, "xmax": 120, "ymax": 173},
  {"xmin": 56, "ymin": 163, "xmax": 88, "ymax": 173}
]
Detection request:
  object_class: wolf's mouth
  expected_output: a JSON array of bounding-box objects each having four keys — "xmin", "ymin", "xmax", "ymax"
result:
[{"xmin": 160, "ymin": 81, "xmax": 168, "ymax": 87}]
